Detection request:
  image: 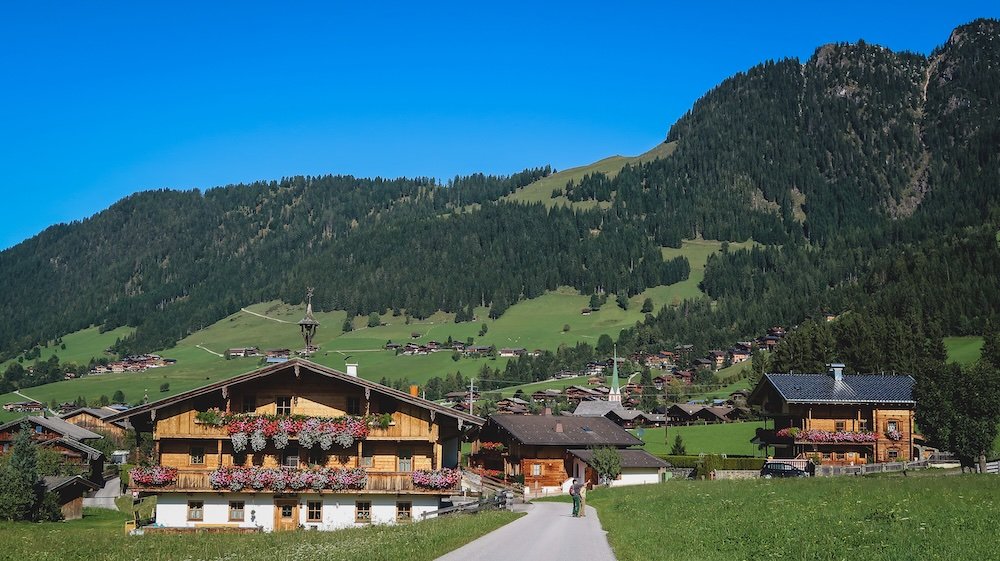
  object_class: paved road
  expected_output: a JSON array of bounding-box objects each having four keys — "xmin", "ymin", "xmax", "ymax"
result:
[{"xmin": 435, "ymin": 502, "xmax": 616, "ymax": 561}]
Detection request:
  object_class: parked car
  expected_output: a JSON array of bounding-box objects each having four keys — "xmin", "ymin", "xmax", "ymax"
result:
[{"xmin": 760, "ymin": 462, "xmax": 808, "ymax": 478}]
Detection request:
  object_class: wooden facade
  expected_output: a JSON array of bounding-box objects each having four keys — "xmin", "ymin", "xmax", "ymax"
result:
[
  {"xmin": 749, "ymin": 370, "xmax": 916, "ymax": 465},
  {"xmin": 108, "ymin": 359, "xmax": 483, "ymax": 530},
  {"xmin": 61, "ymin": 409, "xmax": 128, "ymax": 439}
]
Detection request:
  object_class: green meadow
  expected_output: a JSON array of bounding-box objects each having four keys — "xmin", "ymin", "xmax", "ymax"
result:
[
  {"xmin": 632, "ymin": 421, "xmax": 765, "ymax": 457},
  {"xmin": 944, "ymin": 336, "xmax": 984, "ymax": 365},
  {"xmin": 546, "ymin": 475, "xmax": 1000, "ymax": 561},
  {"xmin": 0, "ymin": 507, "xmax": 519, "ymax": 561},
  {"xmin": 504, "ymin": 141, "xmax": 677, "ymax": 208}
]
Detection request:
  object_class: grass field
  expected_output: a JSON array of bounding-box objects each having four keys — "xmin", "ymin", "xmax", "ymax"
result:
[
  {"xmin": 632, "ymin": 422, "xmax": 765, "ymax": 457},
  {"xmin": 0, "ymin": 507, "xmax": 519, "ymax": 561},
  {"xmin": 944, "ymin": 336, "xmax": 984, "ymax": 365},
  {"xmin": 0, "ymin": 325, "xmax": 133, "ymax": 372},
  {"xmin": 546, "ymin": 475, "xmax": 1000, "ymax": 561},
  {"xmin": 504, "ymin": 141, "xmax": 676, "ymax": 208}
]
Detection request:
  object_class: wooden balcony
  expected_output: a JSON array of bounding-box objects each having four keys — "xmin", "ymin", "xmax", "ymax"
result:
[{"xmin": 132, "ymin": 469, "xmax": 458, "ymax": 495}]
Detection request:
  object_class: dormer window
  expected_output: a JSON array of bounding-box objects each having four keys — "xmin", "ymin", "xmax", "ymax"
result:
[{"xmin": 276, "ymin": 396, "xmax": 292, "ymax": 416}]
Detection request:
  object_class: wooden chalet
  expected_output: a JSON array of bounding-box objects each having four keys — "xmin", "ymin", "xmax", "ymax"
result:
[
  {"xmin": 748, "ymin": 364, "xmax": 915, "ymax": 465},
  {"xmin": 0, "ymin": 416, "xmax": 106, "ymax": 484},
  {"xmin": 471, "ymin": 413, "xmax": 649, "ymax": 495},
  {"xmin": 105, "ymin": 359, "xmax": 483, "ymax": 531},
  {"xmin": 496, "ymin": 397, "xmax": 531, "ymax": 415},
  {"xmin": 573, "ymin": 401, "xmax": 665, "ymax": 428},
  {"xmin": 43, "ymin": 476, "xmax": 101, "ymax": 520},
  {"xmin": 61, "ymin": 407, "xmax": 131, "ymax": 439}
]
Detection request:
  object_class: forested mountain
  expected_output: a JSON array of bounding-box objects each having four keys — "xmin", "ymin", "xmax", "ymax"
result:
[{"xmin": 1, "ymin": 18, "xmax": 998, "ymax": 362}]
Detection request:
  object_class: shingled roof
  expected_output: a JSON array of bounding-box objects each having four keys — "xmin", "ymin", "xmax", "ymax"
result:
[
  {"xmin": 0, "ymin": 416, "xmax": 104, "ymax": 441},
  {"xmin": 567, "ymin": 448, "xmax": 670, "ymax": 469},
  {"xmin": 487, "ymin": 414, "xmax": 643, "ymax": 447},
  {"xmin": 758, "ymin": 373, "xmax": 915, "ymax": 405}
]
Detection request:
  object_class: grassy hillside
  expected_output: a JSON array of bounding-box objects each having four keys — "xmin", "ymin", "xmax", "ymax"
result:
[
  {"xmin": 0, "ymin": 326, "xmax": 133, "ymax": 372},
  {"xmin": 504, "ymin": 141, "xmax": 677, "ymax": 208},
  {"xmin": 0, "ymin": 507, "xmax": 519, "ymax": 561},
  {"xmin": 0, "ymin": 238, "xmax": 750, "ymax": 410},
  {"xmin": 565, "ymin": 475, "xmax": 1000, "ymax": 561},
  {"xmin": 944, "ymin": 335, "xmax": 984, "ymax": 365}
]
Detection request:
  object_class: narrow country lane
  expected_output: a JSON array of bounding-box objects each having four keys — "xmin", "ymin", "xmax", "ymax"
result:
[{"xmin": 434, "ymin": 502, "xmax": 616, "ymax": 561}]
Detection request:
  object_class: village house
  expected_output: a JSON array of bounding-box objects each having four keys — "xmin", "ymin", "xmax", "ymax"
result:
[
  {"xmin": 2, "ymin": 400, "xmax": 45, "ymax": 413},
  {"xmin": 495, "ymin": 397, "xmax": 531, "ymax": 415},
  {"xmin": 0, "ymin": 416, "xmax": 107, "ymax": 484},
  {"xmin": 729, "ymin": 346, "xmax": 751, "ymax": 364},
  {"xmin": 498, "ymin": 347, "xmax": 527, "ymax": 358},
  {"xmin": 748, "ymin": 364, "xmax": 916, "ymax": 465},
  {"xmin": 43, "ymin": 475, "xmax": 101, "ymax": 520},
  {"xmin": 108, "ymin": 358, "xmax": 483, "ymax": 531},
  {"xmin": 470, "ymin": 413, "xmax": 664, "ymax": 495},
  {"xmin": 61, "ymin": 407, "xmax": 131, "ymax": 439},
  {"xmin": 573, "ymin": 401, "xmax": 665, "ymax": 428},
  {"xmin": 464, "ymin": 345, "xmax": 492, "ymax": 356},
  {"xmin": 567, "ymin": 449, "xmax": 669, "ymax": 488},
  {"xmin": 227, "ymin": 347, "xmax": 261, "ymax": 358},
  {"xmin": 531, "ymin": 388, "xmax": 563, "ymax": 403},
  {"xmin": 104, "ymin": 359, "xmax": 483, "ymax": 531},
  {"xmin": 707, "ymin": 350, "xmax": 726, "ymax": 370}
]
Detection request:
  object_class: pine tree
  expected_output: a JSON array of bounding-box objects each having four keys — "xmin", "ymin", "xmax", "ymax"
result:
[
  {"xmin": 0, "ymin": 422, "xmax": 40, "ymax": 521},
  {"xmin": 670, "ymin": 434, "xmax": 687, "ymax": 455}
]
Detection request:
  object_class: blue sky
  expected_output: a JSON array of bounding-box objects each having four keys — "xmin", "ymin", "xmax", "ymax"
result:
[{"xmin": 1, "ymin": 1, "xmax": 997, "ymax": 249}]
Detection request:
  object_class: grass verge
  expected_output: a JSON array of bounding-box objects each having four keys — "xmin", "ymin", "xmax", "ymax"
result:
[
  {"xmin": 0, "ymin": 507, "xmax": 520, "ymax": 561},
  {"xmin": 559, "ymin": 475, "xmax": 1000, "ymax": 561}
]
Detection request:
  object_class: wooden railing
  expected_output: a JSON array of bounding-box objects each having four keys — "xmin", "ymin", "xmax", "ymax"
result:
[{"xmin": 133, "ymin": 470, "xmax": 458, "ymax": 494}]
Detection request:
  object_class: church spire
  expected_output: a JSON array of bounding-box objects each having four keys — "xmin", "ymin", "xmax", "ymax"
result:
[{"xmin": 609, "ymin": 345, "xmax": 621, "ymax": 403}]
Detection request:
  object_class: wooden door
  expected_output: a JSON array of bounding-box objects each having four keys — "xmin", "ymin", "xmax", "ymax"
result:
[{"xmin": 273, "ymin": 499, "xmax": 299, "ymax": 531}]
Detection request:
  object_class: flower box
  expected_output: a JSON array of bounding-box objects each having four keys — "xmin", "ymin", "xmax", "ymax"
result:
[
  {"xmin": 130, "ymin": 465, "xmax": 179, "ymax": 486},
  {"xmin": 208, "ymin": 466, "xmax": 368, "ymax": 492},
  {"xmin": 411, "ymin": 468, "xmax": 461, "ymax": 490}
]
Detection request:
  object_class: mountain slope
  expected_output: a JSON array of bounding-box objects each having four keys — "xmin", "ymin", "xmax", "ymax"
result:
[{"xmin": 1, "ymin": 18, "xmax": 999, "ymax": 368}]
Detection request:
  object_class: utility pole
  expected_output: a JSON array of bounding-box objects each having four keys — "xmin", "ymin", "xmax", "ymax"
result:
[{"xmin": 468, "ymin": 378, "xmax": 477, "ymax": 415}]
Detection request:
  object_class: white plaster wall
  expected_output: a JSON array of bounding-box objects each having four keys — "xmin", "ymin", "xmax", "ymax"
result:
[
  {"xmin": 609, "ymin": 468, "xmax": 661, "ymax": 487},
  {"xmin": 154, "ymin": 493, "xmax": 441, "ymax": 531}
]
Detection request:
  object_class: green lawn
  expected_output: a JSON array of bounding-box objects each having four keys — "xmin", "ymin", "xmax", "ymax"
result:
[
  {"xmin": 944, "ymin": 336, "xmax": 984, "ymax": 365},
  {"xmin": 632, "ymin": 422, "xmax": 765, "ymax": 457},
  {"xmin": 0, "ymin": 507, "xmax": 519, "ymax": 561},
  {"xmin": 567, "ymin": 475, "xmax": 1000, "ymax": 561}
]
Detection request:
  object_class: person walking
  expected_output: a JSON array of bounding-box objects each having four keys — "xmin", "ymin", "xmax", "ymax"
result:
[
  {"xmin": 579, "ymin": 481, "xmax": 588, "ymax": 517},
  {"xmin": 570, "ymin": 478, "xmax": 583, "ymax": 517}
]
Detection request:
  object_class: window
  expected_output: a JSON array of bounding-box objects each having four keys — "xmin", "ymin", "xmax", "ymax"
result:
[
  {"xmin": 276, "ymin": 396, "xmax": 292, "ymax": 416},
  {"xmin": 35, "ymin": 425, "xmax": 44, "ymax": 434},
  {"xmin": 307, "ymin": 501, "xmax": 323, "ymax": 522},
  {"xmin": 308, "ymin": 448, "xmax": 326, "ymax": 468},
  {"xmin": 396, "ymin": 502, "xmax": 412, "ymax": 522},
  {"xmin": 242, "ymin": 394, "xmax": 256, "ymax": 413},
  {"xmin": 280, "ymin": 504, "xmax": 294, "ymax": 519},
  {"xmin": 190, "ymin": 446, "xmax": 205, "ymax": 465},
  {"xmin": 233, "ymin": 452, "xmax": 247, "ymax": 466},
  {"xmin": 355, "ymin": 501, "xmax": 371, "ymax": 523},
  {"xmin": 360, "ymin": 442, "xmax": 374, "ymax": 467},
  {"xmin": 887, "ymin": 420, "xmax": 899, "ymax": 433},
  {"xmin": 859, "ymin": 419, "xmax": 868, "ymax": 431},
  {"xmin": 531, "ymin": 463, "xmax": 541, "ymax": 476},
  {"xmin": 282, "ymin": 446, "xmax": 300, "ymax": 468},
  {"xmin": 888, "ymin": 449, "xmax": 899, "ymax": 460},
  {"xmin": 397, "ymin": 448, "xmax": 412, "ymax": 472},
  {"xmin": 229, "ymin": 501, "xmax": 245, "ymax": 522},
  {"xmin": 347, "ymin": 396, "xmax": 362, "ymax": 415},
  {"xmin": 834, "ymin": 421, "xmax": 846, "ymax": 432},
  {"xmin": 187, "ymin": 501, "xmax": 204, "ymax": 521}
]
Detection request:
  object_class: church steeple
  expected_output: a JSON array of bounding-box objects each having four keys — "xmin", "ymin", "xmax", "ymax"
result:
[
  {"xmin": 609, "ymin": 345, "xmax": 622, "ymax": 403},
  {"xmin": 298, "ymin": 288, "xmax": 320, "ymax": 355}
]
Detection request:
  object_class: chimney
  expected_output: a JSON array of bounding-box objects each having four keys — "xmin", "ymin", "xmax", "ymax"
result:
[
  {"xmin": 828, "ymin": 363, "xmax": 845, "ymax": 382},
  {"xmin": 555, "ymin": 421, "xmax": 564, "ymax": 433},
  {"xmin": 346, "ymin": 363, "xmax": 358, "ymax": 377},
  {"xmin": 409, "ymin": 385, "xmax": 419, "ymax": 397},
  {"xmin": 543, "ymin": 407, "xmax": 552, "ymax": 416}
]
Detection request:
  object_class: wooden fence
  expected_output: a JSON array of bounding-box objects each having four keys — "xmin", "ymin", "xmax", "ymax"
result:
[
  {"xmin": 985, "ymin": 461, "xmax": 1000, "ymax": 474},
  {"xmin": 816, "ymin": 459, "xmax": 928, "ymax": 477}
]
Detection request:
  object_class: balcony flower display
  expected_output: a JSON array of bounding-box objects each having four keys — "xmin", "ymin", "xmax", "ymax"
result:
[
  {"xmin": 411, "ymin": 468, "xmax": 462, "ymax": 490},
  {"xmin": 775, "ymin": 427, "xmax": 800, "ymax": 438},
  {"xmin": 209, "ymin": 466, "xmax": 368, "ymax": 492},
  {"xmin": 795, "ymin": 429, "xmax": 878, "ymax": 443},
  {"xmin": 130, "ymin": 465, "xmax": 179, "ymax": 486},
  {"xmin": 195, "ymin": 411, "xmax": 391, "ymax": 453},
  {"xmin": 478, "ymin": 441, "xmax": 507, "ymax": 453},
  {"xmin": 885, "ymin": 429, "xmax": 903, "ymax": 441}
]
